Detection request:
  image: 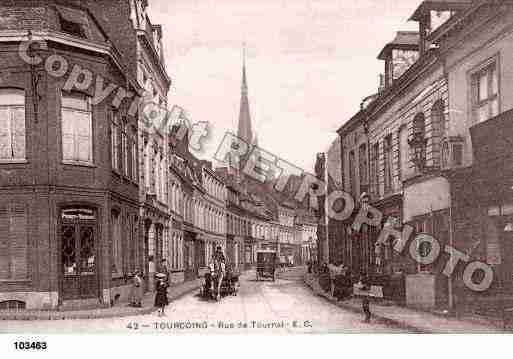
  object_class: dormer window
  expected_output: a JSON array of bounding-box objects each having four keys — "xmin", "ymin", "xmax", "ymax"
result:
[
  {"xmin": 60, "ymin": 15, "xmax": 86, "ymax": 38},
  {"xmin": 57, "ymin": 7, "xmax": 90, "ymax": 39}
]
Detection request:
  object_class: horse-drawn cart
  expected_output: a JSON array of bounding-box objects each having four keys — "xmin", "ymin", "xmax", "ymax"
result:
[{"xmin": 201, "ymin": 264, "xmax": 240, "ymax": 300}]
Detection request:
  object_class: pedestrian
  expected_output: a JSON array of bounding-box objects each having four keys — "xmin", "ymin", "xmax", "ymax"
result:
[
  {"xmin": 157, "ymin": 258, "xmax": 169, "ymax": 283},
  {"xmin": 356, "ymin": 273, "xmax": 372, "ymax": 322},
  {"xmin": 154, "ymin": 275, "xmax": 169, "ymax": 316},
  {"xmin": 130, "ymin": 270, "xmax": 143, "ymax": 307}
]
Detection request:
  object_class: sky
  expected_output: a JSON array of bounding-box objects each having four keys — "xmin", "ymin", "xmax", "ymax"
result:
[{"xmin": 148, "ymin": 0, "xmax": 419, "ymax": 172}]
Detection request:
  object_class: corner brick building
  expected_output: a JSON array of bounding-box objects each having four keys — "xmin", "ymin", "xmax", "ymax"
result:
[{"xmin": 0, "ymin": 1, "xmax": 145, "ymax": 309}]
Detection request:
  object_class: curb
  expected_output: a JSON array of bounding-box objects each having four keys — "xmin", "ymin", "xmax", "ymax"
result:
[
  {"xmin": 303, "ymin": 275, "xmax": 430, "ymax": 334},
  {"xmin": 0, "ymin": 280, "xmax": 202, "ymax": 321}
]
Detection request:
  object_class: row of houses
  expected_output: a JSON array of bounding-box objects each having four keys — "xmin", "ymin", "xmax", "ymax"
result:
[
  {"xmin": 0, "ymin": 0, "xmax": 317, "ymax": 310},
  {"xmin": 316, "ymin": 0, "xmax": 513, "ymax": 311}
]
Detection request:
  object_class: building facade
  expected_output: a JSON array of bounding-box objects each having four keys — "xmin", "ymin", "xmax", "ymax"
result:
[
  {"xmin": 325, "ymin": 0, "xmax": 513, "ymax": 310},
  {"xmin": 0, "ymin": 1, "xmax": 143, "ymax": 309}
]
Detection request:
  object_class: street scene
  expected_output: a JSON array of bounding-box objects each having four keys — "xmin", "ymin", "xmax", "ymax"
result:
[
  {"xmin": 1, "ymin": 268, "xmax": 411, "ymax": 334},
  {"xmin": 1, "ymin": 0, "xmax": 513, "ymax": 338}
]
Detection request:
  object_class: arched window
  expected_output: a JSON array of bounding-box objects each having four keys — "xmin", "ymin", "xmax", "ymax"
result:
[
  {"xmin": 410, "ymin": 113, "xmax": 427, "ymax": 171},
  {"xmin": 431, "ymin": 100, "xmax": 444, "ymax": 167},
  {"xmin": 0, "ymin": 88, "xmax": 26, "ymax": 161}
]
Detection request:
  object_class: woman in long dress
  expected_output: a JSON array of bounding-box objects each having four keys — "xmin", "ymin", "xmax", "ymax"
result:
[{"xmin": 154, "ymin": 277, "xmax": 169, "ymax": 316}]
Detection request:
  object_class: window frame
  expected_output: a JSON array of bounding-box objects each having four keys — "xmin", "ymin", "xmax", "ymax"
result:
[
  {"xmin": 110, "ymin": 108, "xmax": 119, "ymax": 172},
  {"xmin": 0, "ymin": 88, "xmax": 27, "ymax": 163},
  {"xmin": 470, "ymin": 55, "xmax": 500, "ymax": 124},
  {"xmin": 383, "ymin": 135, "xmax": 393, "ymax": 194},
  {"xmin": 61, "ymin": 91, "xmax": 93, "ymax": 166}
]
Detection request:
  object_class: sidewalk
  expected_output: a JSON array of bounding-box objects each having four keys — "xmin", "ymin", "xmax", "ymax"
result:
[
  {"xmin": 0, "ymin": 278, "xmax": 202, "ymax": 321},
  {"xmin": 304, "ymin": 273, "xmax": 507, "ymax": 333}
]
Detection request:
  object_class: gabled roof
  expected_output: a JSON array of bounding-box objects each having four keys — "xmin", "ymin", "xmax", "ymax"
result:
[
  {"xmin": 409, "ymin": 0, "xmax": 473, "ymax": 21},
  {"xmin": 377, "ymin": 31, "xmax": 420, "ymax": 60}
]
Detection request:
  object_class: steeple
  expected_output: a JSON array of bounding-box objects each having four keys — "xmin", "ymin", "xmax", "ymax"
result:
[{"xmin": 237, "ymin": 44, "xmax": 253, "ymax": 145}]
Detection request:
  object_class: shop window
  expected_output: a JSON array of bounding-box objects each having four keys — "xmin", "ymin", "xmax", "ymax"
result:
[
  {"xmin": 0, "ymin": 300, "xmax": 26, "ymax": 310},
  {"xmin": 0, "ymin": 88, "xmax": 26, "ymax": 161},
  {"xmin": 61, "ymin": 92, "xmax": 92, "ymax": 164}
]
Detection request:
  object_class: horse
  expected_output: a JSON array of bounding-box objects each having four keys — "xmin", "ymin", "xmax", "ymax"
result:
[{"xmin": 210, "ymin": 256, "xmax": 226, "ymax": 301}]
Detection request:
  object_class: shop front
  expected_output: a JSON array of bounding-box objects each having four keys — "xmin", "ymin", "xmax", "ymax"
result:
[{"xmin": 449, "ymin": 110, "xmax": 513, "ymax": 310}]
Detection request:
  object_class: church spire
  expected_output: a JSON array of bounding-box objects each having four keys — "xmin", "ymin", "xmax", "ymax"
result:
[{"xmin": 237, "ymin": 43, "xmax": 253, "ymax": 145}]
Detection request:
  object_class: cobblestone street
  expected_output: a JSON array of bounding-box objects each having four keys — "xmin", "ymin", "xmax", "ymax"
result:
[{"xmin": 1, "ymin": 268, "xmax": 408, "ymax": 334}]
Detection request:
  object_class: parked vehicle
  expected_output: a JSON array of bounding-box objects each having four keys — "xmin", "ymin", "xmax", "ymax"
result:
[{"xmin": 256, "ymin": 250, "xmax": 277, "ymax": 281}]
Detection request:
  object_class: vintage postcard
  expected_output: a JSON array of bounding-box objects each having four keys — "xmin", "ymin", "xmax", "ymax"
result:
[{"xmin": 0, "ymin": 0, "xmax": 512, "ymax": 346}]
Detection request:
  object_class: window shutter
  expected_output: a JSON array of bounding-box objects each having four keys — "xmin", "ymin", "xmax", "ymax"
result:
[
  {"xmin": 0, "ymin": 108, "xmax": 10, "ymax": 159},
  {"xmin": 9, "ymin": 205, "xmax": 28, "ymax": 280},
  {"xmin": 12, "ymin": 107, "xmax": 26, "ymax": 160},
  {"xmin": 61, "ymin": 109, "xmax": 75, "ymax": 161},
  {"xmin": 76, "ymin": 111, "xmax": 92, "ymax": 162},
  {"xmin": 0, "ymin": 206, "xmax": 9, "ymax": 279}
]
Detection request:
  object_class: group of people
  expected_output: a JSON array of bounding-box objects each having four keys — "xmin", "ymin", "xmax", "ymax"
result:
[
  {"xmin": 131, "ymin": 245, "xmax": 228, "ymax": 315},
  {"xmin": 317, "ymin": 262, "xmax": 373, "ymax": 322},
  {"xmin": 127, "ymin": 258, "xmax": 171, "ymax": 316}
]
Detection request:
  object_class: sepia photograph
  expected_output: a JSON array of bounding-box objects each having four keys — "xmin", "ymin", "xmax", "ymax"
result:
[{"xmin": 0, "ymin": 0, "xmax": 513, "ymax": 350}]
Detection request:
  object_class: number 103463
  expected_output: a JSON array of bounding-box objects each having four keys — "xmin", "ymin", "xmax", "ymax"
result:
[{"xmin": 14, "ymin": 341, "xmax": 47, "ymax": 350}]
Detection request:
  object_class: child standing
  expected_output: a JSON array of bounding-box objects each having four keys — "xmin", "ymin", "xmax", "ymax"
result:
[{"xmin": 154, "ymin": 276, "xmax": 169, "ymax": 316}]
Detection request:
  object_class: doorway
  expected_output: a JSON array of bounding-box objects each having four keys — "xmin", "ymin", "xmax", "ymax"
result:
[{"xmin": 60, "ymin": 208, "xmax": 98, "ymax": 300}]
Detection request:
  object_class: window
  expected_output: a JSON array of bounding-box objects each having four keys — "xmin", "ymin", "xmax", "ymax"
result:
[
  {"xmin": 398, "ymin": 126, "xmax": 409, "ymax": 181},
  {"xmin": 59, "ymin": 15, "xmax": 86, "ymax": 38},
  {"xmin": 472, "ymin": 60, "xmax": 499, "ymax": 123},
  {"xmin": 371, "ymin": 143, "xmax": 380, "ymax": 197},
  {"xmin": 0, "ymin": 89, "xmax": 25, "ymax": 161},
  {"xmin": 358, "ymin": 144, "xmax": 368, "ymax": 191},
  {"xmin": 348, "ymin": 150, "xmax": 356, "ymax": 197},
  {"xmin": 122, "ymin": 119, "xmax": 128, "ymax": 176},
  {"xmin": 383, "ymin": 135, "xmax": 393, "ymax": 193},
  {"xmin": 431, "ymin": 100, "xmax": 444, "ymax": 168},
  {"xmin": 61, "ymin": 92, "xmax": 92, "ymax": 164},
  {"xmin": 131, "ymin": 128, "xmax": 137, "ymax": 180},
  {"xmin": 110, "ymin": 110, "xmax": 119, "ymax": 170},
  {"xmin": 410, "ymin": 113, "xmax": 426, "ymax": 171},
  {"xmin": 0, "ymin": 204, "xmax": 28, "ymax": 280},
  {"xmin": 57, "ymin": 7, "xmax": 89, "ymax": 39}
]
